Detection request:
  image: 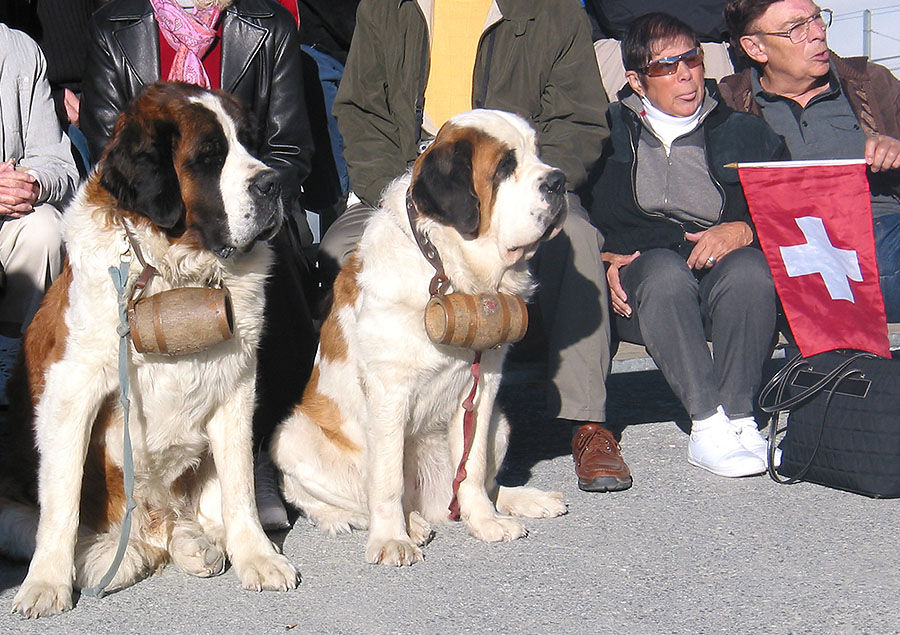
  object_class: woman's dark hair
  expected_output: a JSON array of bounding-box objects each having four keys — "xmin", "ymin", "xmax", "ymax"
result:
[
  {"xmin": 724, "ymin": 0, "xmax": 784, "ymax": 64},
  {"xmin": 621, "ymin": 12, "xmax": 701, "ymax": 73}
]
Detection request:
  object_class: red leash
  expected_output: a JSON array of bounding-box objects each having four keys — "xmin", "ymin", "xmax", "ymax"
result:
[
  {"xmin": 448, "ymin": 351, "xmax": 482, "ymax": 520},
  {"xmin": 405, "ymin": 193, "xmax": 484, "ymax": 521}
]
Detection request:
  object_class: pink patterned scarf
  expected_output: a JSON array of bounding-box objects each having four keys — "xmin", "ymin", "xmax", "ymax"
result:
[{"xmin": 150, "ymin": 0, "xmax": 221, "ymax": 88}]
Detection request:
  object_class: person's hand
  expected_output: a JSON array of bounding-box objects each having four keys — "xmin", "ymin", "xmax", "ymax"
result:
[
  {"xmin": 51, "ymin": 88, "xmax": 81, "ymax": 127},
  {"xmin": 602, "ymin": 251, "xmax": 641, "ymax": 318},
  {"xmin": 865, "ymin": 134, "xmax": 900, "ymax": 173},
  {"xmin": 0, "ymin": 160, "xmax": 39, "ymax": 217},
  {"xmin": 684, "ymin": 221, "xmax": 753, "ymax": 270},
  {"xmin": 62, "ymin": 88, "xmax": 81, "ymax": 127}
]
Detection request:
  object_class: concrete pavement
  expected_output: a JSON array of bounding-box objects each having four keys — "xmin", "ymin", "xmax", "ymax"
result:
[{"xmin": 0, "ymin": 366, "xmax": 898, "ymax": 634}]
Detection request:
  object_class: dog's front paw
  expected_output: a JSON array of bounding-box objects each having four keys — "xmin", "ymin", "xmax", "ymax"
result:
[
  {"xmin": 170, "ymin": 529, "xmax": 226, "ymax": 578},
  {"xmin": 13, "ymin": 579, "xmax": 73, "ymax": 618},
  {"xmin": 495, "ymin": 486, "xmax": 567, "ymax": 518},
  {"xmin": 466, "ymin": 515, "xmax": 527, "ymax": 542},
  {"xmin": 365, "ymin": 536, "xmax": 423, "ymax": 566},
  {"xmin": 234, "ymin": 552, "xmax": 299, "ymax": 591}
]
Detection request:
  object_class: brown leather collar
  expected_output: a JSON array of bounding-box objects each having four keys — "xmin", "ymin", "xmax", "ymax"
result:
[{"xmin": 406, "ymin": 189, "xmax": 449, "ymax": 296}]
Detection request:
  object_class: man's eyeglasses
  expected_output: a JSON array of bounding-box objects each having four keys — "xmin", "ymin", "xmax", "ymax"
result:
[
  {"xmin": 639, "ymin": 47, "xmax": 704, "ymax": 77},
  {"xmin": 754, "ymin": 9, "xmax": 833, "ymax": 44}
]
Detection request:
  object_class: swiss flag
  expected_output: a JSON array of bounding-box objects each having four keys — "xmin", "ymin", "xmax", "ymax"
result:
[{"xmin": 738, "ymin": 159, "xmax": 890, "ymax": 358}]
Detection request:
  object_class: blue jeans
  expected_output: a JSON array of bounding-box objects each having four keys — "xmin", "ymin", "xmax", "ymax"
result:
[
  {"xmin": 873, "ymin": 212, "xmax": 900, "ymax": 322},
  {"xmin": 301, "ymin": 45, "xmax": 349, "ymax": 195},
  {"xmin": 67, "ymin": 124, "xmax": 91, "ymax": 177}
]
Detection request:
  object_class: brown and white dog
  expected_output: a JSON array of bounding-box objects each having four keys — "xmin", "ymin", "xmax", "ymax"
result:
[
  {"xmin": 271, "ymin": 110, "xmax": 568, "ymax": 566},
  {"xmin": 0, "ymin": 83, "xmax": 297, "ymax": 617}
]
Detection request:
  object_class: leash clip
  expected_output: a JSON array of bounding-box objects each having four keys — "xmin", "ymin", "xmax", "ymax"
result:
[{"xmin": 119, "ymin": 230, "xmax": 133, "ymax": 264}]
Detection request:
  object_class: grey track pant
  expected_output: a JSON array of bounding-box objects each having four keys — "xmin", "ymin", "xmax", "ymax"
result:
[{"xmin": 614, "ymin": 247, "xmax": 776, "ymax": 419}]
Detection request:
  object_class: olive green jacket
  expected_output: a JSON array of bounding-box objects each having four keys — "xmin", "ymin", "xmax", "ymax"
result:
[{"xmin": 334, "ymin": 0, "xmax": 610, "ymax": 207}]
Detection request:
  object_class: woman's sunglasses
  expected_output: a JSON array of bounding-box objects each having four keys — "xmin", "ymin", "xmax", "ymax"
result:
[{"xmin": 639, "ymin": 47, "xmax": 704, "ymax": 77}]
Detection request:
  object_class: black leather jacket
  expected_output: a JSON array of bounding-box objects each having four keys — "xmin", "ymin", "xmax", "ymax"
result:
[{"xmin": 81, "ymin": 0, "xmax": 313, "ymax": 207}]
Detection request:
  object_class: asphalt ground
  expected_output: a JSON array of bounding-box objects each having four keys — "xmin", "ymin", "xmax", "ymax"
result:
[{"xmin": 0, "ymin": 361, "xmax": 898, "ymax": 634}]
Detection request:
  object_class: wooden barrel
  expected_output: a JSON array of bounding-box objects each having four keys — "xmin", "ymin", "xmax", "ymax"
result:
[
  {"xmin": 424, "ymin": 293, "xmax": 528, "ymax": 350},
  {"xmin": 128, "ymin": 287, "xmax": 234, "ymax": 355}
]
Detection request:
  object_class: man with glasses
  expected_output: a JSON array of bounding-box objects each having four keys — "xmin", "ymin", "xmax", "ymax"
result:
[{"xmin": 720, "ymin": 0, "xmax": 900, "ymax": 321}]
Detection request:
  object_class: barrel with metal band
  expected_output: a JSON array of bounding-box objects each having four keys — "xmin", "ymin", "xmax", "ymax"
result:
[
  {"xmin": 122, "ymin": 223, "xmax": 235, "ymax": 356},
  {"xmin": 424, "ymin": 292, "xmax": 528, "ymax": 350},
  {"xmin": 406, "ymin": 191, "xmax": 529, "ymax": 351},
  {"xmin": 128, "ymin": 286, "xmax": 234, "ymax": 355}
]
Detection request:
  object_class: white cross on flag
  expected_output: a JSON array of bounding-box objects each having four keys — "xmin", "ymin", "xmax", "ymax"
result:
[{"xmin": 737, "ymin": 159, "xmax": 890, "ymax": 357}]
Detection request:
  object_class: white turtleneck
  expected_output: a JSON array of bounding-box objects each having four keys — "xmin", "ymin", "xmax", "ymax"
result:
[{"xmin": 640, "ymin": 96, "xmax": 704, "ymax": 155}]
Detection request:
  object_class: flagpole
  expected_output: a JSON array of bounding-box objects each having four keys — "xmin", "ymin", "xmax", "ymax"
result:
[{"xmin": 724, "ymin": 159, "xmax": 867, "ymax": 169}]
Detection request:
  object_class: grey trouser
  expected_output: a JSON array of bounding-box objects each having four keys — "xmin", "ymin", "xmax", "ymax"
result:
[
  {"xmin": 0, "ymin": 203, "xmax": 65, "ymax": 331},
  {"xmin": 615, "ymin": 247, "xmax": 776, "ymax": 420},
  {"xmin": 318, "ymin": 194, "xmax": 611, "ymax": 423}
]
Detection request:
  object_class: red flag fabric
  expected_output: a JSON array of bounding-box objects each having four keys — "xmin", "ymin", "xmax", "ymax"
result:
[{"xmin": 738, "ymin": 159, "xmax": 890, "ymax": 358}]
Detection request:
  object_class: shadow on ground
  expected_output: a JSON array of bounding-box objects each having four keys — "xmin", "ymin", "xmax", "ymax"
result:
[
  {"xmin": 497, "ymin": 357, "xmax": 787, "ymax": 488},
  {"xmin": 497, "ymin": 366, "xmax": 686, "ymax": 487}
]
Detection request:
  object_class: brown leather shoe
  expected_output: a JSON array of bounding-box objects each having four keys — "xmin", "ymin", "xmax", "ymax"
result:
[{"xmin": 572, "ymin": 423, "xmax": 632, "ymax": 492}]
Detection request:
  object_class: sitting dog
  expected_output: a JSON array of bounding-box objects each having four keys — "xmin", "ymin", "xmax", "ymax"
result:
[
  {"xmin": 0, "ymin": 83, "xmax": 298, "ymax": 617},
  {"xmin": 271, "ymin": 109, "xmax": 569, "ymax": 566}
]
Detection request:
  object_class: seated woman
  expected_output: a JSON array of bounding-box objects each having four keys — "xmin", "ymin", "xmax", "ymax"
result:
[{"xmin": 590, "ymin": 12, "xmax": 787, "ymax": 478}]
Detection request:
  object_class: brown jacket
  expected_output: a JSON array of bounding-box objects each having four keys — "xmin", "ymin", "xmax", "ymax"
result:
[{"xmin": 718, "ymin": 52, "xmax": 900, "ymax": 199}]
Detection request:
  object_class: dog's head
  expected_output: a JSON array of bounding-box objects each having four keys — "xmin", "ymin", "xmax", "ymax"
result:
[
  {"xmin": 409, "ymin": 109, "xmax": 567, "ymax": 265},
  {"xmin": 98, "ymin": 82, "xmax": 282, "ymax": 258}
]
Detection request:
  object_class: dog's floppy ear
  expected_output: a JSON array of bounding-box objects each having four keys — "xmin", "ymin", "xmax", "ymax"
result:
[
  {"xmin": 99, "ymin": 112, "xmax": 185, "ymax": 229},
  {"xmin": 410, "ymin": 138, "xmax": 480, "ymax": 238}
]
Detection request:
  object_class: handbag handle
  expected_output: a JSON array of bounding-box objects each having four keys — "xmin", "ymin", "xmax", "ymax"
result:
[
  {"xmin": 759, "ymin": 351, "xmax": 876, "ymax": 484},
  {"xmin": 758, "ymin": 352, "xmax": 876, "ymax": 413}
]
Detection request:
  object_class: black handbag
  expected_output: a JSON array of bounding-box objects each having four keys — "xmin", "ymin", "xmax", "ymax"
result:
[{"xmin": 758, "ymin": 349, "xmax": 900, "ymax": 498}]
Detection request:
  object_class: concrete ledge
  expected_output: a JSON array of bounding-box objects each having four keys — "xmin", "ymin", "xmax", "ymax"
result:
[{"xmin": 611, "ymin": 323, "xmax": 900, "ymax": 374}]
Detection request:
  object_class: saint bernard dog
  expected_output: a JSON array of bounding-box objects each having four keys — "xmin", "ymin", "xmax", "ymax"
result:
[
  {"xmin": 271, "ymin": 109, "xmax": 569, "ymax": 566},
  {"xmin": 0, "ymin": 83, "xmax": 298, "ymax": 618}
]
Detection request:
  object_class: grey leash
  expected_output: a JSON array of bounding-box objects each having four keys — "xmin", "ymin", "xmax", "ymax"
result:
[{"xmin": 81, "ymin": 260, "xmax": 138, "ymax": 598}]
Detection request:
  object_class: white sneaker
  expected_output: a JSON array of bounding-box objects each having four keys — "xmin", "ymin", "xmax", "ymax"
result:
[
  {"xmin": 732, "ymin": 418, "xmax": 782, "ymax": 468},
  {"xmin": 688, "ymin": 410, "xmax": 766, "ymax": 477},
  {"xmin": 254, "ymin": 450, "xmax": 290, "ymax": 530}
]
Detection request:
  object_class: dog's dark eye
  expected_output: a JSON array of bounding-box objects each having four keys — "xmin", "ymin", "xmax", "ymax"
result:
[
  {"xmin": 190, "ymin": 142, "xmax": 226, "ymax": 170},
  {"xmin": 200, "ymin": 152, "xmax": 225, "ymax": 168},
  {"xmin": 494, "ymin": 150, "xmax": 517, "ymax": 183}
]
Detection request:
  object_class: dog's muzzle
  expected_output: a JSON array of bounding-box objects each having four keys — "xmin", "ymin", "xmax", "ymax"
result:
[
  {"xmin": 539, "ymin": 170, "xmax": 566, "ymax": 205},
  {"xmin": 249, "ymin": 170, "xmax": 284, "ymax": 237},
  {"xmin": 215, "ymin": 170, "xmax": 284, "ymax": 258}
]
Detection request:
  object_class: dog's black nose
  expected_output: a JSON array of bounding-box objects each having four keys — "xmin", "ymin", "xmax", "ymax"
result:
[
  {"xmin": 539, "ymin": 170, "xmax": 566, "ymax": 198},
  {"xmin": 250, "ymin": 170, "xmax": 282, "ymax": 199}
]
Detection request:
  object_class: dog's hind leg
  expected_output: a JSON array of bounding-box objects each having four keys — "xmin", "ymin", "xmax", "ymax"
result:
[
  {"xmin": 487, "ymin": 412, "xmax": 567, "ymax": 520},
  {"xmin": 271, "ymin": 408, "xmax": 368, "ymax": 536},
  {"xmin": 402, "ymin": 433, "xmax": 448, "ymax": 540},
  {"xmin": 171, "ymin": 456, "xmax": 229, "ymax": 577},
  {"xmin": 73, "ymin": 528, "xmax": 169, "ymax": 593},
  {"xmin": 269, "ymin": 402, "xmax": 369, "ymax": 535},
  {"xmin": 282, "ymin": 474, "xmax": 369, "ymax": 535},
  {"xmin": 169, "ymin": 519, "xmax": 227, "ymax": 578}
]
